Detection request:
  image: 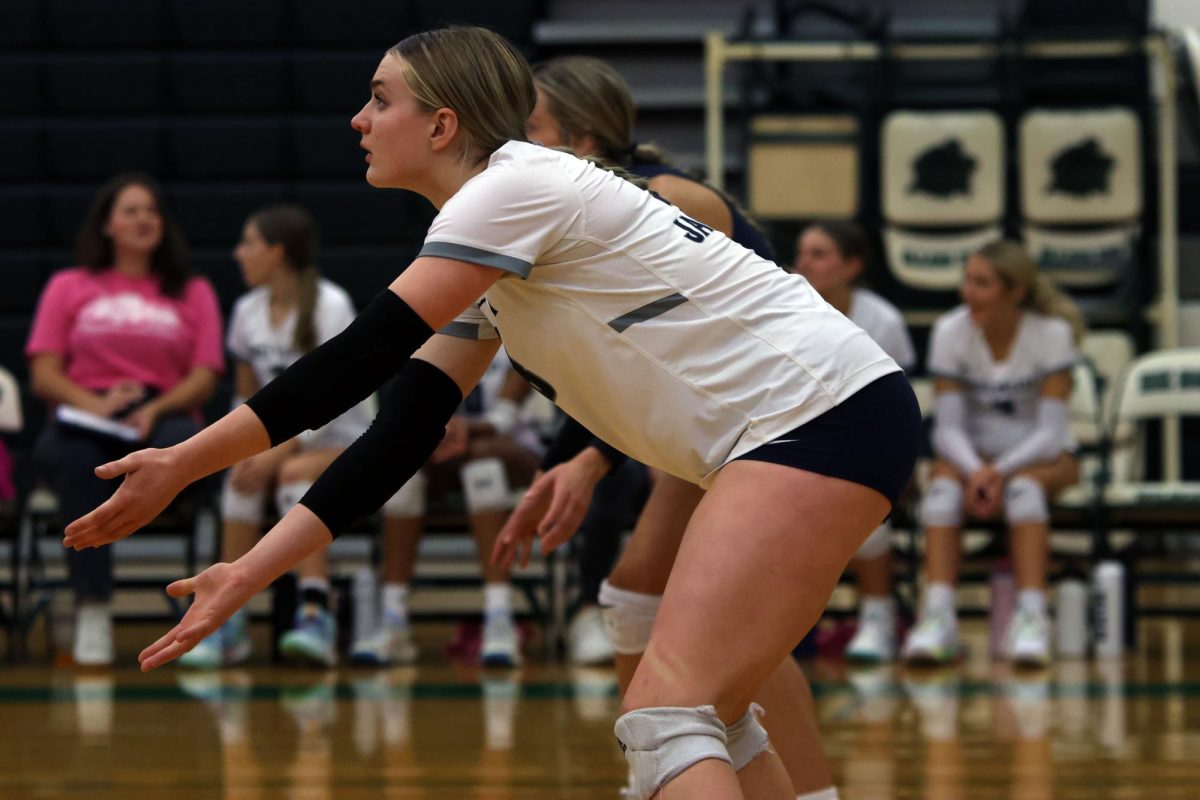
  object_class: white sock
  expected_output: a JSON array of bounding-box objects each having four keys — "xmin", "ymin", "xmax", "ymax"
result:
[
  {"xmin": 1017, "ymin": 588, "xmax": 1047, "ymax": 617},
  {"xmin": 860, "ymin": 595, "xmax": 895, "ymax": 622},
  {"xmin": 925, "ymin": 582, "xmax": 956, "ymax": 615},
  {"xmin": 484, "ymin": 583, "xmax": 512, "ymax": 619},
  {"xmin": 796, "ymin": 788, "xmax": 840, "ymax": 800},
  {"xmin": 382, "ymin": 583, "xmax": 410, "ymax": 627}
]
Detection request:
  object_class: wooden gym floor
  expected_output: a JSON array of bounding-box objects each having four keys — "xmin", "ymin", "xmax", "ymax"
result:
[{"xmin": 1, "ymin": 618, "xmax": 1199, "ymax": 799}]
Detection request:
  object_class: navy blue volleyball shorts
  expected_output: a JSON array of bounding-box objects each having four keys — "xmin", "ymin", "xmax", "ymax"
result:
[{"xmin": 735, "ymin": 371, "xmax": 921, "ymax": 509}]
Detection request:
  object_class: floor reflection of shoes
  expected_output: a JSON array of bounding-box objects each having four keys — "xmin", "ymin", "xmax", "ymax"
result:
[
  {"xmin": 481, "ymin": 673, "xmax": 520, "ymax": 751},
  {"xmin": 847, "ymin": 665, "xmax": 898, "ymax": 723},
  {"xmin": 281, "ymin": 676, "xmax": 337, "ymax": 732},
  {"xmin": 73, "ymin": 673, "xmax": 115, "ymax": 738},
  {"xmin": 569, "ymin": 666, "xmax": 619, "ymax": 722},
  {"xmin": 902, "ymin": 669, "xmax": 962, "ymax": 742}
]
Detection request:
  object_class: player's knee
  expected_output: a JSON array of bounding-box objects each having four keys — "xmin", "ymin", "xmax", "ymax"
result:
[
  {"xmin": 855, "ymin": 520, "xmax": 892, "ymax": 559},
  {"xmin": 276, "ymin": 457, "xmax": 316, "ymax": 486},
  {"xmin": 220, "ymin": 482, "xmax": 265, "ymax": 525},
  {"xmin": 382, "ymin": 471, "xmax": 427, "ymax": 517},
  {"xmin": 461, "ymin": 457, "xmax": 511, "ymax": 513},
  {"xmin": 1004, "ymin": 475, "xmax": 1048, "ymax": 524},
  {"xmin": 920, "ymin": 476, "xmax": 964, "ymax": 528},
  {"xmin": 614, "ymin": 705, "xmax": 731, "ymax": 800},
  {"xmin": 274, "ymin": 481, "xmax": 313, "ymax": 517},
  {"xmin": 599, "ymin": 580, "xmax": 661, "ymax": 655}
]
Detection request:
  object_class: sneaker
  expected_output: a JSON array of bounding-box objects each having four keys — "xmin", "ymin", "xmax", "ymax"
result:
[
  {"xmin": 845, "ymin": 611, "xmax": 896, "ymax": 663},
  {"xmin": 902, "ymin": 607, "xmax": 959, "ymax": 666},
  {"xmin": 568, "ymin": 606, "xmax": 615, "ymax": 665},
  {"xmin": 279, "ymin": 603, "xmax": 337, "ymax": 667},
  {"xmin": 73, "ymin": 602, "xmax": 114, "ymax": 666},
  {"xmin": 1006, "ymin": 607, "xmax": 1051, "ymax": 668},
  {"xmin": 349, "ymin": 623, "xmax": 419, "ymax": 667},
  {"xmin": 178, "ymin": 610, "xmax": 251, "ymax": 669},
  {"xmin": 480, "ymin": 614, "xmax": 522, "ymax": 667}
]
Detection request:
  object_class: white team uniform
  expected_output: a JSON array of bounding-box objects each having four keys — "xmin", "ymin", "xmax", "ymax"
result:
[
  {"xmin": 847, "ymin": 288, "xmax": 916, "ymax": 371},
  {"xmin": 425, "ymin": 141, "xmax": 900, "ymax": 487},
  {"xmin": 926, "ymin": 305, "xmax": 1077, "ymax": 459},
  {"xmin": 228, "ymin": 279, "xmax": 372, "ymax": 449},
  {"xmin": 461, "ymin": 347, "xmax": 543, "ymax": 455}
]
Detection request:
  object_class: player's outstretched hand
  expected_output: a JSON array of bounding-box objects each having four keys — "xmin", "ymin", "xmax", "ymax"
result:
[
  {"xmin": 138, "ymin": 563, "xmax": 256, "ymax": 671},
  {"xmin": 492, "ymin": 459, "xmax": 600, "ymax": 569},
  {"xmin": 64, "ymin": 448, "xmax": 189, "ymax": 551}
]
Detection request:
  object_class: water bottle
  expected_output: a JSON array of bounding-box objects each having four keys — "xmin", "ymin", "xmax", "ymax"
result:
[
  {"xmin": 989, "ymin": 559, "xmax": 1016, "ymax": 659},
  {"xmin": 1055, "ymin": 571, "xmax": 1089, "ymax": 658},
  {"xmin": 1092, "ymin": 560, "xmax": 1125, "ymax": 659}
]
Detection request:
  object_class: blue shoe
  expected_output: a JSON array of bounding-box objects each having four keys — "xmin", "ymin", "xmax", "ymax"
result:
[
  {"xmin": 178, "ymin": 610, "xmax": 251, "ymax": 669},
  {"xmin": 279, "ymin": 603, "xmax": 337, "ymax": 667}
]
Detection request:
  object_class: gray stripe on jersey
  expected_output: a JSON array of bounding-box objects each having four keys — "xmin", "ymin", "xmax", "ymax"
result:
[
  {"xmin": 419, "ymin": 241, "xmax": 532, "ymax": 277},
  {"xmin": 439, "ymin": 320, "xmax": 498, "ymax": 340},
  {"xmin": 608, "ymin": 292, "xmax": 689, "ymax": 333}
]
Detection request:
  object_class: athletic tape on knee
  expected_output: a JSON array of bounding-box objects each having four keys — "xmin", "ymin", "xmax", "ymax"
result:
[
  {"xmin": 382, "ymin": 471, "xmax": 427, "ymax": 517},
  {"xmin": 220, "ymin": 481, "xmax": 265, "ymax": 525},
  {"xmin": 726, "ymin": 703, "xmax": 772, "ymax": 771},
  {"xmin": 275, "ymin": 481, "xmax": 314, "ymax": 518},
  {"xmin": 1004, "ymin": 476, "xmax": 1048, "ymax": 524},
  {"xmin": 920, "ymin": 477, "xmax": 964, "ymax": 528},
  {"xmin": 614, "ymin": 705, "xmax": 731, "ymax": 800},
  {"xmin": 460, "ymin": 457, "xmax": 510, "ymax": 513},
  {"xmin": 856, "ymin": 520, "xmax": 892, "ymax": 559},
  {"xmin": 598, "ymin": 581, "xmax": 661, "ymax": 655}
]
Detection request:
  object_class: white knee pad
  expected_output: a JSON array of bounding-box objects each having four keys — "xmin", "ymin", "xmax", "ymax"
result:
[
  {"xmin": 1004, "ymin": 476, "xmax": 1048, "ymax": 524},
  {"xmin": 382, "ymin": 471, "xmax": 427, "ymax": 517},
  {"xmin": 726, "ymin": 703, "xmax": 772, "ymax": 771},
  {"xmin": 220, "ymin": 481, "xmax": 265, "ymax": 525},
  {"xmin": 920, "ymin": 477, "xmax": 964, "ymax": 528},
  {"xmin": 460, "ymin": 457, "xmax": 511, "ymax": 513},
  {"xmin": 855, "ymin": 520, "xmax": 892, "ymax": 560},
  {"xmin": 614, "ymin": 705, "xmax": 731, "ymax": 800},
  {"xmin": 275, "ymin": 481, "xmax": 313, "ymax": 517},
  {"xmin": 598, "ymin": 581, "xmax": 661, "ymax": 656}
]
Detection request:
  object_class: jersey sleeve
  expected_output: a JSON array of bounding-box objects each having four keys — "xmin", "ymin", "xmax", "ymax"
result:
[
  {"xmin": 879, "ymin": 310, "xmax": 917, "ymax": 372},
  {"xmin": 438, "ymin": 298, "xmax": 500, "ymax": 341},
  {"xmin": 419, "ymin": 162, "xmax": 580, "ymax": 278},
  {"xmin": 925, "ymin": 314, "xmax": 963, "ymax": 380},
  {"xmin": 1039, "ymin": 318, "xmax": 1078, "ymax": 376},
  {"xmin": 25, "ymin": 270, "xmax": 77, "ymax": 357}
]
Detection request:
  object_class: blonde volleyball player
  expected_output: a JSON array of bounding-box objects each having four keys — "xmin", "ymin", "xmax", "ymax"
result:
[
  {"xmin": 901, "ymin": 241, "xmax": 1083, "ymax": 668},
  {"xmin": 66, "ymin": 28, "xmax": 919, "ymax": 800}
]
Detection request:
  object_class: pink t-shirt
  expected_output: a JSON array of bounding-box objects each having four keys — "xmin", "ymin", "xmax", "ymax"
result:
[{"xmin": 26, "ymin": 267, "xmax": 225, "ymax": 394}]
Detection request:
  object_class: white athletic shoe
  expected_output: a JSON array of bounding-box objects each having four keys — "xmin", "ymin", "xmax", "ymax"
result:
[
  {"xmin": 73, "ymin": 602, "xmax": 114, "ymax": 666},
  {"xmin": 568, "ymin": 606, "xmax": 615, "ymax": 665},
  {"xmin": 480, "ymin": 614, "xmax": 522, "ymax": 667},
  {"xmin": 349, "ymin": 622, "xmax": 419, "ymax": 667},
  {"xmin": 845, "ymin": 611, "xmax": 896, "ymax": 663},
  {"xmin": 1006, "ymin": 607, "xmax": 1051, "ymax": 668},
  {"xmin": 902, "ymin": 607, "xmax": 959, "ymax": 665}
]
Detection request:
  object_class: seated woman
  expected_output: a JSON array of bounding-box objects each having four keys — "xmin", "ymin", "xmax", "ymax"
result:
[
  {"xmin": 27, "ymin": 173, "xmax": 223, "ymax": 666},
  {"xmin": 792, "ymin": 220, "xmax": 916, "ymax": 663},
  {"xmin": 181, "ymin": 205, "xmax": 371, "ymax": 668},
  {"xmin": 901, "ymin": 240, "xmax": 1084, "ymax": 667}
]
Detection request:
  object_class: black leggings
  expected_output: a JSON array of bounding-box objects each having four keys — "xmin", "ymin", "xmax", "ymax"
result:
[
  {"xmin": 36, "ymin": 415, "xmax": 201, "ymax": 603},
  {"xmin": 574, "ymin": 459, "xmax": 650, "ymax": 606}
]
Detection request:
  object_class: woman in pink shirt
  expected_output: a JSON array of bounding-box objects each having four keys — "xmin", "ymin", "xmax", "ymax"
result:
[{"xmin": 26, "ymin": 173, "xmax": 224, "ymax": 665}]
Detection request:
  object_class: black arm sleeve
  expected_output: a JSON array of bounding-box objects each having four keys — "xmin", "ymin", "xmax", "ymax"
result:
[
  {"xmin": 300, "ymin": 358, "xmax": 462, "ymax": 536},
  {"xmin": 539, "ymin": 414, "xmax": 627, "ymax": 472},
  {"xmin": 245, "ymin": 290, "xmax": 434, "ymax": 446}
]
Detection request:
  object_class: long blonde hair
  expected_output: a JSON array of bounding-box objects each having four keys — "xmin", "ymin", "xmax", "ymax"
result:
[
  {"xmin": 975, "ymin": 240, "xmax": 1086, "ymax": 343},
  {"xmin": 389, "ymin": 27, "xmax": 535, "ymax": 164}
]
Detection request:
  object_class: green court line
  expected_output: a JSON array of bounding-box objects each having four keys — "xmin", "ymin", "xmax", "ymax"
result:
[{"xmin": 3, "ymin": 679, "xmax": 1200, "ymax": 703}]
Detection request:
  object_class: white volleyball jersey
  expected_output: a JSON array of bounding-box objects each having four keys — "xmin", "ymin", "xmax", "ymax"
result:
[
  {"xmin": 926, "ymin": 305, "xmax": 1077, "ymax": 458},
  {"xmin": 228, "ymin": 279, "xmax": 371, "ymax": 448},
  {"xmin": 848, "ymin": 288, "xmax": 916, "ymax": 371},
  {"xmin": 424, "ymin": 141, "xmax": 899, "ymax": 487}
]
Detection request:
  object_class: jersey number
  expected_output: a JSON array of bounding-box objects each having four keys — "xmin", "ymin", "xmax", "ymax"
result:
[{"xmin": 674, "ymin": 215, "xmax": 713, "ymax": 243}]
